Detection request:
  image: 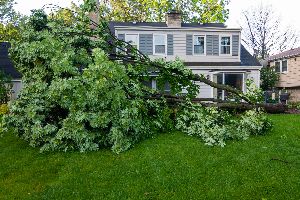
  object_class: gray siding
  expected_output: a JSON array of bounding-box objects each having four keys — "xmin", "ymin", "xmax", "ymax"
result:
[
  {"xmin": 186, "ymin": 34, "xmax": 193, "ymax": 55},
  {"xmin": 232, "ymin": 35, "xmax": 239, "ymax": 56},
  {"xmin": 118, "ymin": 34, "xmax": 125, "ymax": 41},
  {"xmin": 139, "ymin": 34, "xmax": 153, "ymax": 55},
  {"xmin": 167, "ymin": 34, "xmax": 174, "ymax": 55}
]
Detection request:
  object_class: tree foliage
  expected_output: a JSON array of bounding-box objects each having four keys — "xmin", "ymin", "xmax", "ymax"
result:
[
  {"xmin": 0, "ymin": 0, "xmax": 18, "ymax": 24},
  {"xmin": 2, "ymin": 0, "xmax": 271, "ymax": 153},
  {"xmin": 0, "ymin": 0, "xmax": 23, "ymax": 41},
  {"xmin": 241, "ymin": 5, "xmax": 298, "ymax": 59},
  {"xmin": 260, "ymin": 66, "xmax": 279, "ymax": 91},
  {"xmin": 48, "ymin": 2, "xmax": 79, "ymax": 25},
  {"xmin": 98, "ymin": 0, "xmax": 230, "ymax": 23},
  {"xmin": 0, "ymin": 70, "xmax": 12, "ymax": 103}
]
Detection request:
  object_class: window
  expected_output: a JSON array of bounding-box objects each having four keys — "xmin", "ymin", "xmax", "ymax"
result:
[
  {"xmin": 193, "ymin": 35, "xmax": 205, "ymax": 55},
  {"xmin": 125, "ymin": 34, "xmax": 139, "ymax": 49},
  {"xmin": 213, "ymin": 73, "xmax": 244, "ymax": 100},
  {"xmin": 274, "ymin": 60, "xmax": 288, "ymax": 73},
  {"xmin": 282, "ymin": 60, "xmax": 288, "ymax": 72},
  {"xmin": 275, "ymin": 61, "xmax": 281, "ymax": 72},
  {"xmin": 154, "ymin": 34, "xmax": 166, "ymax": 55},
  {"xmin": 142, "ymin": 79, "xmax": 170, "ymax": 93},
  {"xmin": 220, "ymin": 36, "xmax": 231, "ymax": 54}
]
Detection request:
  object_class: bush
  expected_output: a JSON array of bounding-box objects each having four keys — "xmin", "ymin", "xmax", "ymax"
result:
[{"xmin": 288, "ymin": 102, "xmax": 300, "ymax": 110}]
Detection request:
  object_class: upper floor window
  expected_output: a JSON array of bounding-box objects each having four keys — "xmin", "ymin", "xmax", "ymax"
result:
[
  {"xmin": 275, "ymin": 60, "xmax": 288, "ymax": 73},
  {"xmin": 282, "ymin": 60, "xmax": 288, "ymax": 72},
  {"xmin": 154, "ymin": 34, "xmax": 166, "ymax": 55},
  {"xmin": 275, "ymin": 61, "xmax": 281, "ymax": 72},
  {"xmin": 125, "ymin": 34, "xmax": 139, "ymax": 49},
  {"xmin": 220, "ymin": 36, "xmax": 231, "ymax": 54},
  {"xmin": 193, "ymin": 35, "xmax": 205, "ymax": 55}
]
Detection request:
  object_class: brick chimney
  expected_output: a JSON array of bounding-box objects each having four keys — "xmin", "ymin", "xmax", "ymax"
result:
[
  {"xmin": 166, "ymin": 10, "xmax": 182, "ymax": 28},
  {"xmin": 89, "ymin": 0, "xmax": 100, "ymax": 29}
]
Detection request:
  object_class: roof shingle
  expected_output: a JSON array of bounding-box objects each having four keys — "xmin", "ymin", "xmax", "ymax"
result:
[
  {"xmin": 0, "ymin": 42, "xmax": 21, "ymax": 79},
  {"xmin": 268, "ymin": 47, "xmax": 300, "ymax": 61}
]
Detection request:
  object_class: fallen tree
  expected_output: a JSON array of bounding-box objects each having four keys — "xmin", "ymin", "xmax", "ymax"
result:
[{"xmin": 2, "ymin": 1, "xmax": 272, "ymax": 153}]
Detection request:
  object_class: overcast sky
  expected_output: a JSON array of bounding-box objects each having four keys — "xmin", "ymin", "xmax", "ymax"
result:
[{"xmin": 14, "ymin": 0, "xmax": 300, "ymax": 38}]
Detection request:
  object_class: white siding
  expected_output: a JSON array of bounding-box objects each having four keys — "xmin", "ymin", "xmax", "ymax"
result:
[
  {"xmin": 191, "ymin": 70, "xmax": 213, "ymax": 98},
  {"xmin": 10, "ymin": 80, "xmax": 22, "ymax": 100},
  {"xmin": 247, "ymin": 70, "xmax": 260, "ymax": 87}
]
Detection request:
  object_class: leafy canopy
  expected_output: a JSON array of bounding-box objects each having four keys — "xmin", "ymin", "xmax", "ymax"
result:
[
  {"xmin": 99, "ymin": 0, "xmax": 230, "ymax": 23},
  {"xmin": 260, "ymin": 66, "xmax": 279, "ymax": 91},
  {"xmin": 0, "ymin": 0, "xmax": 23, "ymax": 42}
]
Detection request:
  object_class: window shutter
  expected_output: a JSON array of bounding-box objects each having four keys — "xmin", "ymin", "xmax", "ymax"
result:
[
  {"xmin": 206, "ymin": 35, "xmax": 213, "ymax": 55},
  {"xmin": 232, "ymin": 35, "xmax": 239, "ymax": 56},
  {"xmin": 212, "ymin": 35, "xmax": 219, "ymax": 56},
  {"xmin": 167, "ymin": 34, "xmax": 174, "ymax": 55},
  {"xmin": 118, "ymin": 34, "xmax": 125, "ymax": 41},
  {"xmin": 139, "ymin": 34, "xmax": 153, "ymax": 55},
  {"xmin": 186, "ymin": 34, "xmax": 193, "ymax": 55}
]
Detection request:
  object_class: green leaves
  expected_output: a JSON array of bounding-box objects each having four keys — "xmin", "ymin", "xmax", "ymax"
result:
[
  {"xmin": 260, "ymin": 66, "xmax": 280, "ymax": 91},
  {"xmin": 176, "ymin": 103, "xmax": 272, "ymax": 147},
  {"xmin": 99, "ymin": 0, "xmax": 229, "ymax": 23}
]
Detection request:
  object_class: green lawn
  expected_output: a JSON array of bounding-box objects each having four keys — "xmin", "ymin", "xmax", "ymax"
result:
[{"xmin": 1, "ymin": 115, "xmax": 300, "ymax": 200}]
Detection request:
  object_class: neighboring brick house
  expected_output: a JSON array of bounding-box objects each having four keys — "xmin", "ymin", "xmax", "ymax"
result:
[
  {"xmin": 0, "ymin": 42, "xmax": 22, "ymax": 100},
  {"xmin": 268, "ymin": 47, "xmax": 300, "ymax": 102},
  {"xmin": 109, "ymin": 12, "xmax": 262, "ymax": 100}
]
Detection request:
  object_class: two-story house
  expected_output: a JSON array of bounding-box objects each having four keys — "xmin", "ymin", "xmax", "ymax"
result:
[
  {"xmin": 268, "ymin": 47, "xmax": 300, "ymax": 102},
  {"xmin": 109, "ymin": 11, "xmax": 262, "ymax": 100}
]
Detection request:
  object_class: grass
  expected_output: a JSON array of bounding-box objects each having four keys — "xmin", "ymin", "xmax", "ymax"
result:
[{"xmin": 0, "ymin": 115, "xmax": 300, "ymax": 200}]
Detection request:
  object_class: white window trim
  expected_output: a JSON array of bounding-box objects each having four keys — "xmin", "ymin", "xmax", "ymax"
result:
[
  {"xmin": 153, "ymin": 34, "xmax": 167, "ymax": 56},
  {"xmin": 193, "ymin": 34, "xmax": 206, "ymax": 56},
  {"xmin": 125, "ymin": 33, "xmax": 139, "ymax": 50},
  {"xmin": 275, "ymin": 59, "xmax": 288, "ymax": 73},
  {"xmin": 219, "ymin": 35, "xmax": 232, "ymax": 56},
  {"xmin": 275, "ymin": 61, "xmax": 281, "ymax": 72}
]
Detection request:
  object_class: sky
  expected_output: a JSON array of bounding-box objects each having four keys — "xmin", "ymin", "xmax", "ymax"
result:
[
  {"xmin": 14, "ymin": 0, "xmax": 82, "ymax": 15},
  {"xmin": 14, "ymin": 0, "xmax": 300, "ymax": 35},
  {"xmin": 226, "ymin": 0, "xmax": 300, "ymax": 32}
]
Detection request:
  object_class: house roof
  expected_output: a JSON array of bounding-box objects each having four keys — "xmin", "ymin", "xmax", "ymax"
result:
[
  {"xmin": 109, "ymin": 21, "xmax": 227, "ymax": 28},
  {"xmin": 0, "ymin": 42, "xmax": 21, "ymax": 79},
  {"xmin": 240, "ymin": 45, "xmax": 261, "ymax": 66},
  {"xmin": 268, "ymin": 47, "xmax": 300, "ymax": 61}
]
